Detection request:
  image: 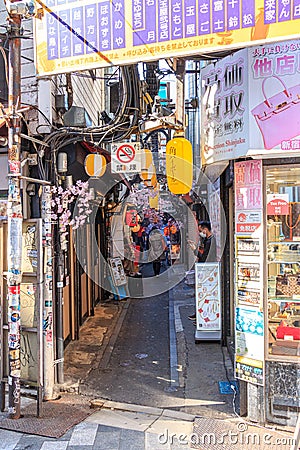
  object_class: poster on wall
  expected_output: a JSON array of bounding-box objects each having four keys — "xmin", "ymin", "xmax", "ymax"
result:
[
  {"xmin": 22, "ymin": 223, "xmax": 38, "ymax": 273},
  {"xmin": 267, "ymin": 194, "xmax": 289, "ymax": 215},
  {"xmin": 235, "ymin": 307, "xmax": 264, "ymax": 385},
  {"xmin": 249, "ymin": 39, "xmax": 300, "ymax": 155},
  {"xmin": 237, "ymin": 261, "xmax": 261, "ymax": 307},
  {"xmin": 236, "ymin": 237, "xmax": 260, "ymax": 257},
  {"xmin": 108, "ymin": 257, "xmax": 127, "ymax": 286},
  {"xmin": 235, "ymin": 356, "xmax": 263, "ymax": 385}
]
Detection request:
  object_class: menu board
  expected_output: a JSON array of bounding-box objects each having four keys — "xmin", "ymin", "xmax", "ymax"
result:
[
  {"xmin": 108, "ymin": 257, "xmax": 127, "ymax": 287},
  {"xmin": 195, "ymin": 263, "xmax": 221, "ymax": 331}
]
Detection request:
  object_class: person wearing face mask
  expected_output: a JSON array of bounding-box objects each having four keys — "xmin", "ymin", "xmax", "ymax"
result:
[
  {"xmin": 197, "ymin": 221, "xmax": 216, "ymax": 263},
  {"xmin": 188, "ymin": 220, "xmax": 216, "ymax": 263},
  {"xmin": 187, "ymin": 220, "xmax": 217, "ymax": 322}
]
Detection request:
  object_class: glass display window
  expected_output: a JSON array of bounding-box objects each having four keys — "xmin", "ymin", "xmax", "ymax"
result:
[{"xmin": 266, "ymin": 166, "xmax": 300, "ymax": 358}]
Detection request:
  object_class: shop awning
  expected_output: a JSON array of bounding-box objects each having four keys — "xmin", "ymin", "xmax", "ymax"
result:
[{"xmin": 202, "ymin": 161, "xmax": 229, "ymax": 184}]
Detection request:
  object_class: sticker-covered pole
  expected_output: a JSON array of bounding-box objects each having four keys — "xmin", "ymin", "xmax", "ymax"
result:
[{"xmin": 7, "ymin": 7, "xmax": 22, "ymax": 419}]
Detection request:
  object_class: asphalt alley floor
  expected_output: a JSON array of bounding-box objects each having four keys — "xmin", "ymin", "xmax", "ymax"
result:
[{"xmin": 0, "ymin": 269, "xmax": 297, "ymax": 449}]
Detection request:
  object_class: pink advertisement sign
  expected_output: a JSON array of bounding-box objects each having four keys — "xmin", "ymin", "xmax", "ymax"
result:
[
  {"xmin": 267, "ymin": 194, "xmax": 289, "ymax": 215},
  {"xmin": 249, "ymin": 40, "xmax": 300, "ymax": 154},
  {"xmin": 201, "ymin": 39, "xmax": 300, "ymax": 164},
  {"xmin": 235, "ymin": 160, "xmax": 262, "ymax": 210},
  {"xmin": 235, "ymin": 160, "xmax": 263, "ymax": 234}
]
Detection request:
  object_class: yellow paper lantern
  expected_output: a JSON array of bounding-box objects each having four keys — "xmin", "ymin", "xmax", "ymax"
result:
[
  {"xmin": 149, "ymin": 184, "xmax": 159, "ymax": 209},
  {"xmin": 166, "ymin": 137, "xmax": 193, "ymax": 194},
  {"xmin": 151, "ymin": 173, "xmax": 157, "ymax": 189},
  {"xmin": 84, "ymin": 153, "xmax": 106, "ymax": 177},
  {"xmin": 141, "ymin": 148, "xmax": 153, "ymax": 171},
  {"xmin": 149, "ymin": 196, "xmax": 159, "ymax": 209},
  {"xmin": 142, "ymin": 161, "xmax": 157, "ymax": 188}
]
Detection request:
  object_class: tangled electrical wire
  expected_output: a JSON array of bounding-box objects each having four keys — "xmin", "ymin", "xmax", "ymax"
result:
[{"xmin": 34, "ymin": 64, "xmax": 141, "ymax": 182}]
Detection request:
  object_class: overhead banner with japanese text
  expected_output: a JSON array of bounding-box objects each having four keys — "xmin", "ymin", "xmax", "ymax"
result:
[{"xmin": 34, "ymin": 0, "xmax": 300, "ymax": 76}]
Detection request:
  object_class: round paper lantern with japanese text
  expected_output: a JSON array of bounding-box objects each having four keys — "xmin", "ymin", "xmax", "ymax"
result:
[{"xmin": 166, "ymin": 137, "xmax": 193, "ymax": 194}]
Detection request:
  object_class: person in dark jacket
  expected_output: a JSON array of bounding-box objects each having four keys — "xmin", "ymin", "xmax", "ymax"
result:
[
  {"xmin": 196, "ymin": 221, "xmax": 216, "ymax": 262},
  {"xmin": 188, "ymin": 221, "xmax": 216, "ymax": 322}
]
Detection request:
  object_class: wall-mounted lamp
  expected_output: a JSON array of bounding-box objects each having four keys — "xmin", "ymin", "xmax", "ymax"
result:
[{"xmin": 57, "ymin": 152, "xmax": 68, "ymax": 175}]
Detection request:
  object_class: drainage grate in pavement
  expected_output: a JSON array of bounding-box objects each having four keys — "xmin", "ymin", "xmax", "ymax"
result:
[
  {"xmin": 0, "ymin": 393, "xmax": 97, "ymax": 438},
  {"xmin": 192, "ymin": 417, "xmax": 294, "ymax": 450},
  {"xmin": 218, "ymin": 381, "xmax": 239, "ymax": 395}
]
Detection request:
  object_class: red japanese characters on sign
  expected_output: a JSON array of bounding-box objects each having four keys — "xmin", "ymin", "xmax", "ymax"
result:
[
  {"xmin": 267, "ymin": 194, "xmax": 289, "ymax": 215},
  {"xmin": 236, "ymin": 223, "xmax": 261, "ymax": 233},
  {"xmin": 235, "ymin": 160, "xmax": 263, "ymax": 235}
]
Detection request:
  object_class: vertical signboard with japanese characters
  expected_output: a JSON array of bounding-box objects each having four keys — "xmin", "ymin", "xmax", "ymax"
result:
[
  {"xmin": 201, "ymin": 50, "xmax": 249, "ymax": 165},
  {"xmin": 235, "ymin": 160, "xmax": 263, "ymax": 235},
  {"xmin": 234, "ymin": 160, "xmax": 264, "ymax": 385},
  {"xmin": 249, "ymin": 39, "xmax": 300, "ymax": 156}
]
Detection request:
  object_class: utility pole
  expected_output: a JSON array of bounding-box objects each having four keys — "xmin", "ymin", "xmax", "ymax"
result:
[
  {"xmin": 6, "ymin": 3, "xmax": 23, "ymax": 419},
  {"xmin": 6, "ymin": 0, "xmax": 34, "ymax": 419}
]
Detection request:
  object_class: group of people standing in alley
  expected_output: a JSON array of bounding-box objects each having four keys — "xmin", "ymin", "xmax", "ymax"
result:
[
  {"xmin": 128, "ymin": 212, "xmax": 181, "ymax": 276},
  {"xmin": 124, "ymin": 206, "xmax": 216, "ymax": 283}
]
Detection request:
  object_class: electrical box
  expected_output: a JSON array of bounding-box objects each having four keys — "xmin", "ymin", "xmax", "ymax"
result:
[{"xmin": 63, "ymin": 106, "xmax": 86, "ymax": 127}]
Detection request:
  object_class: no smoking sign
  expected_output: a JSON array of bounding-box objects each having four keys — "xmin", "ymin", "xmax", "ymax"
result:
[{"xmin": 111, "ymin": 142, "xmax": 141, "ymax": 174}]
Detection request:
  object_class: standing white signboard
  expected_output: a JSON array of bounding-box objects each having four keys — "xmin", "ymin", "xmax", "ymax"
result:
[
  {"xmin": 195, "ymin": 262, "xmax": 222, "ymax": 342},
  {"xmin": 111, "ymin": 142, "xmax": 141, "ymax": 174}
]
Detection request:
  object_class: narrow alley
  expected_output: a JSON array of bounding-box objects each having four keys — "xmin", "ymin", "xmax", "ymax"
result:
[{"xmin": 1, "ymin": 265, "xmax": 296, "ymax": 449}]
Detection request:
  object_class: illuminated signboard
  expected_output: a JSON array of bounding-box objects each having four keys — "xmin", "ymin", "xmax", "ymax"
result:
[
  {"xmin": 35, "ymin": 0, "xmax": 300, "ymax": 76},
  {"xmin": 201, "ymin": 39, "xmax": 300, "ymax": 164}
]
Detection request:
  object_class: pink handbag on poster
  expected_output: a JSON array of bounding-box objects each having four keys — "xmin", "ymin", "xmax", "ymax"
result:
[{"xmin": 251, "ymin": 75, "xmax": 300, "ymax": 150}]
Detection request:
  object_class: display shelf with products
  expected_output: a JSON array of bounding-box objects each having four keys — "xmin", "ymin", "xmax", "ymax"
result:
[
  {"xmin": 267, "ymin": 241, "xmax": 300, "ymax": 356},
  {"xmin": 267, "ymin": 242, "xmax": 300, "ymax": 265},
  {"xmin": 267, "ymin": 229, "xmax": 300, "ymax": 355},
  {"xmin": 266, "ymin": 167, "xmax": 300, "ymax": 358}
]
